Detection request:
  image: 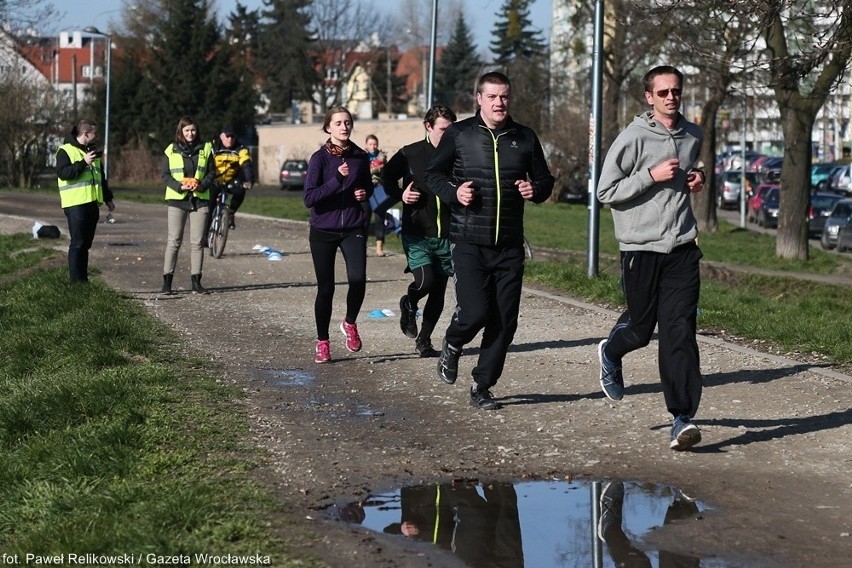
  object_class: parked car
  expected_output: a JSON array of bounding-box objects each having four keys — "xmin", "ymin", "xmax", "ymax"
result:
[
  {"xmin": 753, "ymin": 156, "xmax": 783, "ymax": 175},
  {"xmin": 808, "ymin": 192, "xmax": 844, "ymax": 237},
  {"xmin": 748, "ymin": 182, "xmax": 779, "ymax": 223},
  {"xmin": 279, "ymin": 159, "xmax": 308, "ymax": 190},
  {"xmin": 836, "ymin": 223, "xmax": 852, "ymax": 252},
  {"xmin": 820, "ymin": 198, "xmax": 852, "ymax": 249},
  {"xmin": 716, "ymin": 170, "xmax": 760, "ymax": 209},
  {"xmin": 810, "ymin": 163, "xmax": 837, "ymax": 191},
  {"xmin": 828, "ymin": 163, "xmax": 851, "ymax": 195},
  {"xmin": 756, "ymin": 186, "xmax": 780, "ymax": 228}
]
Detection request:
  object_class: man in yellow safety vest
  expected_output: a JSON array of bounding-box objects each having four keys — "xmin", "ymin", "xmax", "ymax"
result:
[{"xmin": 56, "ymin": 119, "xmax": 114, "ymax": 283}]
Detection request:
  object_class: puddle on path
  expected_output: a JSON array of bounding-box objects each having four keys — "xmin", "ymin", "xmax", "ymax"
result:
[
  {"xmin": 259, "ymin": 368, "xmax": 315, "ymax": 387},
  {"xmin": 332, "ymin": 479, "xmax": 736, "ymax": 567}
]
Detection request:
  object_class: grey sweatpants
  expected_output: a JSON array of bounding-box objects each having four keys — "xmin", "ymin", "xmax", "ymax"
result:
[{"xmin": 163, "ymin": 205, "xmax": 208, "ymax": 276}]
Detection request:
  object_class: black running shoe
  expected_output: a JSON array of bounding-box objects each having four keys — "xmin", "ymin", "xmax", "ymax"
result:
[
  {"xmin": 416, "ymin": 337, "xmax": 440, "ymax": 358},
  {"xmin": 399, "ymin": 295, "xmax": 418, "ymax": 338},
  {"xmin": 437, "ymin": 339, "xmax": 461, "ymax": 384},
  {"xmin": 469, "ymin": 386, "xmax": 500, "ymax": 410}
]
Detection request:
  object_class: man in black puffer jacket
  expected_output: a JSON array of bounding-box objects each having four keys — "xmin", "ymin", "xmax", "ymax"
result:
[{"xmin": 426, "ymin": 71, "xmax": 554, "ymax": 410}]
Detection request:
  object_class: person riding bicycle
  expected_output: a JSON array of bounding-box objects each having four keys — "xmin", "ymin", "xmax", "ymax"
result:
[{"xmin": 209, "ymin": 124, "xmax": 254, "ymax": 230}]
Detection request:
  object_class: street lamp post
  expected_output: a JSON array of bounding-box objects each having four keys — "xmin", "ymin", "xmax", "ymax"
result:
[{"xmin": 83, "ymin": 27, "xmax": 111, "ymax": 179}]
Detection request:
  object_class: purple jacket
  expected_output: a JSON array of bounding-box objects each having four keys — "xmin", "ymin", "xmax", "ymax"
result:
[{"xmin": 304, "ymin": 143, "xmax": 373, "ymax": 231}]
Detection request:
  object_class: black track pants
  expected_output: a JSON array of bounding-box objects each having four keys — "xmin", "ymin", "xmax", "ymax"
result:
[{"xmin": 604, "ymin": 243, "xmax": 703, "ymax": 418}]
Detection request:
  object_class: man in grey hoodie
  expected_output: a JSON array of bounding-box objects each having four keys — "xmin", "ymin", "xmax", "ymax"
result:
[{"xmin": 596, "ymin": 65, "xmax": 706, "ymax": 451}]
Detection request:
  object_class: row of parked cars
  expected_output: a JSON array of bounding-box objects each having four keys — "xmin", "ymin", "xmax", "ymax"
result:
[
  {"xmin": 715, "ymin": 152, "xmax": 852, "ymax": 250},
  {"xmin": 744, "ymin": 183, "xmax": 851, "ymax": 249}
]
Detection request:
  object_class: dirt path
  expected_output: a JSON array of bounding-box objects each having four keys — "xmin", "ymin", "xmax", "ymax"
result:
[{"xmin": 3, "ymin": 193, "xmax": 851, "ymax": 567}]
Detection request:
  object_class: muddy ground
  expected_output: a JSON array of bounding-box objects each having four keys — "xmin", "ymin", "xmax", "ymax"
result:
[{"xmin": 2, "ymin": 193, "xmax": 851, "ymax": 567}]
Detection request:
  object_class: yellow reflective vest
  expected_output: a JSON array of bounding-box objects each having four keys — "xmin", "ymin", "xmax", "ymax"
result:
[
  {"xmin": 164, "ymin": 142, "xmax": 213, "ymax": 201},
  {"xmin": 212, "ymin": 146, "xmax": 252, "ymax": 185},
  {"xmin": 56, "ymin": 144, "xmax": 103, "ymax": 208}
]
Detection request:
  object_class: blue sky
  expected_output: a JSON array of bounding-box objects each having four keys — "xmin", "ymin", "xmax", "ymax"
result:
[{"xmin": 45, "ymin": 0, "xmax": 552, "ymax": 51}]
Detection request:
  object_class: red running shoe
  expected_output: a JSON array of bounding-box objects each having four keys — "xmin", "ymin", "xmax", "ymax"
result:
[
  {"xmin": 340, "ymin": 320, "xmax": 362, "ymax": 352},
  {"xmin": 315, "ymin": 339, "xmax": 331, "ymax": 363}
]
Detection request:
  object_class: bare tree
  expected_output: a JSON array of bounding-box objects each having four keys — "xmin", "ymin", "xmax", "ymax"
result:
[
  {"xmin": 0, "ymin": 39, "xmax": 70, "ymax": 188},
  {"xmin": 753, "ymin": 0, "xmax": 852, "ymax": 260},
  {"xmin": 657, "ymin": 4, "xmax": 756, "ymax": 233},
  {"xmin": 0, "ymin": 0, "xmax": 57, "ymax": 30},
  {"xmin": 308, "ymin": 0, "xmax": 392, "ymax": 114}
]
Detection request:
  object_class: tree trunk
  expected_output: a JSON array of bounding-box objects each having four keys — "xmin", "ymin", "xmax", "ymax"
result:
[
  {"xmin": 775, "ymin": 105, "xmax": 815, "ymax": 260},
  {"xmin": 694, "ymin": 100, "xmax": 723, "ymax": 233}
]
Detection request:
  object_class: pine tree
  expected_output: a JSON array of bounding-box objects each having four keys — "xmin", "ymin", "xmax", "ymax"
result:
[
  {"xmin": 106, "ymin": 0, "xmax": 259, "ymax": 160},
  {"xmin": 433, "ymin": 12, "xmax": 481, "ymax": 113},
  {"xmin": 489, "ymin": 0, "xmax": 547, "ymax": 65},
  {"xmin": 220, "ymin": 4, "xmax": 262, "ymax": 140},
  {"xmin": 488, "ymin": 0, "xmax": 548, "ymax": 131},
  {"xmin": 142, "ymin": 0, "xmax": 223, "ymax": 142},
  {"xmin": 255, "ymin": 0, "xmax": 317, "ymax": 115}
]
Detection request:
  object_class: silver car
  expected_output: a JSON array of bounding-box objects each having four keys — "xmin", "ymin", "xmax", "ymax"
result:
[
  {"xmin": 829, "ymin": 164, "xmax": 851, "ymax": 196},
  {"xmin": 715, "ymin": 170, "xmax": 760, "ymax": 209},
  {"xmin": 820, "ymin": 198, "xmax": 852, "ymax": 250}
]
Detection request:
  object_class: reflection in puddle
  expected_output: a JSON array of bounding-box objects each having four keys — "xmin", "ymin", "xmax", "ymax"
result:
[
  {"xmin": 260, "ymin": 368, "xmax": 314, "ymax": 387},
  {"xmin": 332, "ymin": 479, "xmax": 733, "ymax": 567}
]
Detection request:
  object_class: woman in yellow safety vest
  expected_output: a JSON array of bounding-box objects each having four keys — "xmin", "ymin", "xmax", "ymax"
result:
[
  {"xmin": 160, "ymin": 116, "xmax": 214, "ymax": 294},
  {"xmin": 55, "ymin": 119, "xmax": 115, "ymax": 283}
]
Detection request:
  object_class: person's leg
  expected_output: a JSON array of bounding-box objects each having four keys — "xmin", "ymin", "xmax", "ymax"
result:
[
  {"xmin": 189, "ymin": 206, "xmax": 208, "ymax": 276},
  {"xmin": 64, "ymin": 202, "xmax": 99, "ymax": 283},
  {"xmin": 339, "ymin": 230, "xmax": 368, "ymax": 324},
  {"xmin": 470, "ymin": 246, "xmax": 524, "ymax": 391},
  {"xmin": 444, "ymin": 243, "xmax": 490, "ymax": 349},
  {"xmin": 419, "ymin": 238, "xmax": 453, "ymax": 355},
  {"xmin": 419, "ymin": 266, "xmax": 447, "ymax": 335},
  {"xmin": 309, "ymin": 237, "xmax": 339, "ymax": 341},
  {"xmin": 205, "ymin": 186, "xmax": 220, "ymax": 239},
  {"xmin": 604, "ymin": 250, "xmax": 663, "ymax": 360},
  {"xmin": 374, "ymin": 212, "xmax": 386, "ymax": 256},
  {"xmin": 163, "ymin": 206, "xmax": 187, "ymax": 276},
  {"xmin": 407, "ymin": 264, "xmax": 435, "ymax": 309},
  {"xmin": 657, "ymin": 243, "xmax": 703, "ymax": 419},
  {"xmin": 598, "ymin": 482, "xmax": 652, "ymax": 567},
  {"xmin": 228, "ymin": 183, "xmax": 246, "ymax": 212}
]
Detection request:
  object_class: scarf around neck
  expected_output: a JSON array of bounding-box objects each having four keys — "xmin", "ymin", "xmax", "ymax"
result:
[{"xmin": 324, "ymin": 138, "xmax": 350, "ymax": 157}]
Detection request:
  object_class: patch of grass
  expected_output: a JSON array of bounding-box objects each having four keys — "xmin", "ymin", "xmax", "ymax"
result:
[
  {"xmin": 0, "ymin": 253, "xmax": 318, "ymax": 563},
  {"xmin": 526, "ymin": 259, "xmax": 852, "ymax": 365},
  {"xmin": 523, "ymin": 201, "xmax": 849, "ymax": 275},
  {"xmin": 0, "ymin": 233, "xmax": 59, "ymax": 277},
  {"xmin": 240, "ymin": 196, "xmax": 311, "ymax": 222}
]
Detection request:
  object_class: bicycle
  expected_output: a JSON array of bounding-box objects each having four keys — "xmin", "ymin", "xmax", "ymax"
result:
[{"xmin": 207, "ymin": 180, "xmax": 239, "ymax": 259}]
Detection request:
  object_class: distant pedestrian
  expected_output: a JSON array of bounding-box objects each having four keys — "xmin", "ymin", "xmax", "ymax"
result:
[
  {"xmin": 596, "ymin": 65, "xmax": 706, "ymax": 450},
  {"xmin": 160, "ymin": 116, "xmax": 215, "ymax": 294},
  {"xmin": 383, "ymin": 105, "xmax": 457, "ymax": 357},
  {"xmin": 55, "ymin": 119, "xmax": 115, "ymax": 283},
  {"xmin": 426, "ymin": 72, "xmax": 554, "ymax": 410},
  {"xmin": 365, "ymin": 134, "xmax": 389, "ymax": 257},
  {"xmin": 304, "ymin": 106, "xmax": 373, "ymax": 363}
]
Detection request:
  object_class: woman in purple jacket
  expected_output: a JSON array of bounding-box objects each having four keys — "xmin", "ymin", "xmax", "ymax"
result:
[{"xmin": 304, "ymin": 106, "xmax": 373, "ymax": 363}]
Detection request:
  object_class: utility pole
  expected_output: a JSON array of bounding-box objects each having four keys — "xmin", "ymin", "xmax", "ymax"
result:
[{"xmin": 386, "ymin": 46, "xmax": 392, "ymax": 117}]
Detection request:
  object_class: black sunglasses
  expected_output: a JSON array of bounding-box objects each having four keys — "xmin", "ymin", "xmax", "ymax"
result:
[{"xmin": 655, "ymin": 88, "xmax": 682, "ymax": 98}]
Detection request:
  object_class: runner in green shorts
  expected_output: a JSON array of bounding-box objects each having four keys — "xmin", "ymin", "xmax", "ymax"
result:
[{"xmin": 382, "ymin": 105, "xmax": 457, "ymax": 357}]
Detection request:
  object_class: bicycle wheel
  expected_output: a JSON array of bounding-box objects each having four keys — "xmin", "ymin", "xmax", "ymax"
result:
[{"xmin": 210, "ymin": 207, "xmax": 230, "ymax": 259}]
